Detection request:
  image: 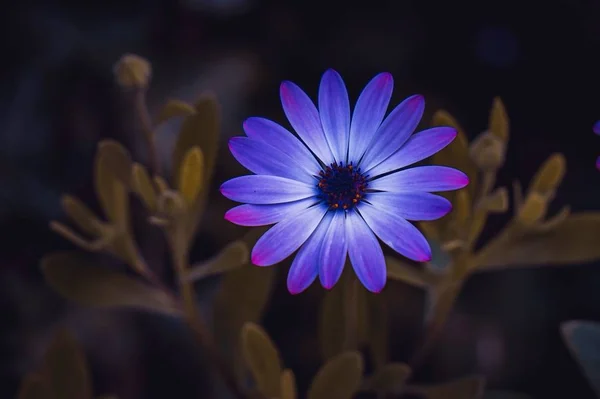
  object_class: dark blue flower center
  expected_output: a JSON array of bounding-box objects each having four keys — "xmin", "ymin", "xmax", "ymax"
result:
[{"xmin": 317, "ymin": 162, "xmax": 368, "ymax": 210}]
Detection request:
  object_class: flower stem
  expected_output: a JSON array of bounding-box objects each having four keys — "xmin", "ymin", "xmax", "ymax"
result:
[
  {"xmin": 343, "ymin": 272, "xmax": 359, "ymax": 351},
  {"xmin": 133, "ymin": 89, "xmax": 161, "ymax": 176}
]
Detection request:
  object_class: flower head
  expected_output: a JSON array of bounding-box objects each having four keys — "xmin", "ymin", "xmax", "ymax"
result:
[{"xmin": 221, "ymin": 69, "xmax": 469, "ymax": 294}]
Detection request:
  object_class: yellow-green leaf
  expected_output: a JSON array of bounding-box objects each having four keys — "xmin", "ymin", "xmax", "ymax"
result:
[
  {"xmin": 213, "ymin": 227, "xmax": 276, "ymax": 366},
  {"xmin": 280, "ymin": 369, "xmax": 297, "ymax": 399},
  {"xmin": 155, "ymin": 99, "xmax": 195, "ymax": 126},
  {"xmin": 177, "ymin": 147, "xmax": 204, "ymax": 206},
  {"xmin": 153, "ymin": 176, "xmax": 170, "ymax": 193},
  {"xmin": 480, "ymin": 187, "xmax": 508, "ymax": 213},
  {"xmin": 386, "ymin": 256, "xmax": 433, "ymax": 288},
  {"xmin": 240, "ymin": 323, "xmax": 282, "ymax": 398},
  {"xmin": 362, "ymin": 362, "xmax": 411, "ymax": 395},
  {"xmin": 307, "ymin": 351, "xmax": 364, "ymax": 399},
  {"xmin": 172, "ymin": 93, "xmax": 220, "ymax": 188},
  {"xmin": 94, "ymin": 140, "xmax": 132, "ymax": 226},
  {"xmin": 17, "ymin": 374, "xmax": 48, "ymax": 399},
  {"xmin": 488, "ymin": 97, "xmax": 509, "ymax": 142},
  {"xmin": 41, "ymin": 251, "xmax": 182, "ymax": 316},
  {"xmin": 61, "ymin": 195, "xmax": 104, "ymax": 237},
  {"xmin": 184, "ymin": 240, "xmax": 249, "ymax": 282},
  {"xmin": 43, "ymin": 330, "xmax": 93, "ymax": 399},
  {"xmin": 477, "ymin": 213, "xmax": 600, "ymax": 270},
  {"xmin": 516, "ymin": 192, "xmax": 547, "ymax": 227},
  {"xmin": 131, "ymin": 163, "xmax": 157, "ymax": 211},
  {"xmin": 528, "ymin": 153, "xmax": 566, "ymax": 197},
  {"xmin": 412, "ymin": 375, "xmax": 485, "ymax": 399}
]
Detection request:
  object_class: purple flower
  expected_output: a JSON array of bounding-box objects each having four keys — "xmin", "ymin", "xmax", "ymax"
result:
[
  {"xmin": 594, "ymin": 121, "xmax": 600, "ymax": 169},
  {"xmin": 221, "ymin": 70, "xmax": 469, "ymax": 294}
]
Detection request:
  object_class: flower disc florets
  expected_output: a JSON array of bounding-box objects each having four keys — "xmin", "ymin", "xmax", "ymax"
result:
[{"xmin": 317, "ymin": 162, "xmax": 368, "ymax": 210}]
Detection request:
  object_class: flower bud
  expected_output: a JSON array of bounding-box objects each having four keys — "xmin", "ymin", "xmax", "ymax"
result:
[{"xmin": 113, "ymin": 54, "xmax": 152, "ymax": 89}]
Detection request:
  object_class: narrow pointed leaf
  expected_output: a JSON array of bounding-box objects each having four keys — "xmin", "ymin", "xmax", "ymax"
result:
[
  {"xmin": 488, "ymin": 97, "xmax": 509, "ymax": 142},
  {"xmin": 280, "ymin": 369, "xmax": 297, "ymax": 399},
  {"xmin": 41, "ymin": 252, "xmax": 181, "ymax": 316},
  {"xmin": 178, "ymin": 147, "xmax": 204, "ymax": 206},
  {"xmin": 528, "ymin": 153, "xmax": 566, "ymax": 197},
  {"xmin": 61, "ymin": 195, "xmax": 104, "ymax": 236},
  {"xmin": 184, "ymin": 240, "xmax": 249, "ymax": 282},
  {"xmin": 307, "ymin": 351, "xmax": 364, "ymax": 399},
  {"xmin": 132, "ymin": 163, "xmax": 157, "ymax": 211}
]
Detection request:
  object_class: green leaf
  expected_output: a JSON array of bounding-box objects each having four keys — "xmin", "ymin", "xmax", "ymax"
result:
[
  {"xmin": 17, "ymin": 374, "xmax": 48, "ymax": 399},
  {"xmin": 280, "ymin": 369, "xmax": 297, "ymax": 399},
  {"xmin": 61, "ymin": 195, "xmax": 105, "ymax": 237},
  {"xmin": 43, "ymin": 330, "xmax": 93, "ymax": 399},
  {"xmin": 131, "ymin": 163, "xmax": 157, "ymax": 211},
  {"xmin": 386, "ymin": 256, "xmax": 433, "ymax": 288},
  {"xmin": 528, "ymin": 153, "xmax": 566, "ymax": 197},
  {"xmin": 177, "ymin": 147, "xmax": 204, "ymax": 207},
  {"xmin": 561, "ymin": 320, "xmax": 600, "ymax": 398},
  {"xmin": 172, "ymin": 93, "xmax": 220, "ymax": 190},
  {"xmin": 362, "ymin": 362, "xmax": 411, "ymax": 395},
  {"xmin": 213, "ymin": 227, "xmax": 276, "ymax": 368},
  {"xmin": 307, "ymin": 351, "xmax": 364, "ymax": 399},
  {"xmin": 240, "ymin": 323, "xmax": 282, "ymax": 398},
  {"xmin": 477, "ymin": 213, "xmax": 600, "ymax": 271},
  {"xmin": 155, "ymin": 99, "xmax": 196, "ymax": 126},
  {"xmin": 412, "ymin": 375, "xmax": 486, "ymax": 399},
  {"xmin": 184, "ymin": 240, "xmax": 249, "ymax": 282},
  {"xmin": 41, "ymin": 251, "xmax": 182, "ymax": 316}
]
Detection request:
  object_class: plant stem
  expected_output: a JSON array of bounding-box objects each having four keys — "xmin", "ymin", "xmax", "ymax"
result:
[
  {"xmin": 133, "ymin": 89, "xmax": 161, "ymax": 176},
  {"xmin": 343, "ymin": 272, "xmax": 359, "ymax": 351}
]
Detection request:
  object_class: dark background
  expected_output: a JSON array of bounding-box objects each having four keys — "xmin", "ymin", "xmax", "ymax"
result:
[{"xmin": 1, "ymin": 0, "xmax": 600, "ymax": 398}]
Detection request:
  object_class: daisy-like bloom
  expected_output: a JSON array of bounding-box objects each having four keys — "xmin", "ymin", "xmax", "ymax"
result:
[
  {"xmin": 221, "ymin": 70, "xmax": 469, "ymax": 294},
  {"xmin": 594, "ymin": 121, "xmax": 600, "ymax": 169}
]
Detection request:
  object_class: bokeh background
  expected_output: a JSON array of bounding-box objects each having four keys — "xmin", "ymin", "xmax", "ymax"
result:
[{"xmin": 2, "ymin": 0, "xmax": 600, "ymax": 398}]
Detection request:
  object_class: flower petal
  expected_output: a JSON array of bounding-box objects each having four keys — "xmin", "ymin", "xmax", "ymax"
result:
[
  {"xmin": 359, "ymin": 202, "xmax": 432, "ymax": 262},
  {"xmin": 594, "ymin": 120, "xmax": 600, "ymax": 135},
  {"xmin": 359, "ymin": 95, "xmax": 425, "ymax": 171},
  {"xmin": 243, "ymin": 117, "xmax": 321, "ymax": 174},
  {"xmin": 280, "ymin": 81, "xmax": 334, "ymax": 164},
  {"xmin": 287, "ymin": 214, "xmax": 333, "ymax": 294},
  {"xmin": 220, "ymin": 175, "xmax": 316, "ymax": 204},
  {"xmin": 229, "ymin": 137, "xmax": 315, "ymax": 184},
  {"xmin": 225, "ymin": 198, "xmax": 317, "ymax": 226},
  {"xmin": 346, "ymin": 210, "xmax": 386, "ymax": 293},
  {"xmin": 369, "ymin": 166, "xmax": 469, "ymax": 193},
  {"xmin": 348, "ymin": 72, "xmax": 393, "ymax": 162},
  {"xmin": 319, "ymin": 211, "xmax": 348, "ymax": 289},
  {"xmin": 366, "ymin": 192, "xmax": 452, "ymax": 221},
  {"xmin": 252, "ymin": 204, "xmax": 328, "ymax": 266},
  {"xmin": 367, "ymin": 127, "xmax": 457, "ymax": 177},
  {"xmin": 318, "ymin": 69, "xmax": 350, "ymax": 163}
]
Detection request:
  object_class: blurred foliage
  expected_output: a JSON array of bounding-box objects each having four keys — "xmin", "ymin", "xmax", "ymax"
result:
[
  {"xmin": 23, "ymin": 55, "xmax": 600, "ymax": 399},
  {"xmin": 16, "ymin": 329, "xmax": 113, "ymax": 399},
  {"xmin": 561, "ymin": 321, "xmax": 600, "ymax": 398}
]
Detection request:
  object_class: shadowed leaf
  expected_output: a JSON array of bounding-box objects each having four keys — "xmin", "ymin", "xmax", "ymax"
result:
[
  {"xmin": 61, "ymin": 195, "xmax": 104, "ymax": 237},
  {"xmin": 516, "ymin": 192, "xmax": 547, "ymax": 227},
  {"xmin": 386, "ymin": 256, "xmax": 433, "ymax": 288},
  {"xmin": 362, "ymin": 362, "xmax": 411, "ymax": 395},
  {"xmin": 412, "ymin": 375, "xmax": 485, "ymax": 399},
  {"xmin": 184, "ymin": 240, "xmax": 249, "ymax": 282},
  {"xmin": 240, "ymin": 323, "xmax": 282, "ymax": 398},
  {"xmin": 561, "ymin": 320, "xmax": 600, "ymax": 398},
  {"xmin": 17, "ymin": 374, "xmax": 48, "ymax": 399},
  {"xmin": 307, "ymin": 351, "xmax": 364, "ymax": 399},
  {"xmin": 213, "ymin": 227, "xmax": 276, "ymax": 368},
  {"xmin": 44, "ymin": 330, "xmax": 93, "ymax": 399},
  {"xmin": 41, "ymin": 252, "xmax": 181, "ymax": 316},
  {"xmin": 178, "ymin": 147, "xmax": 204, "ymax": 206},
  {"xmin": 280, "ymin": 369, "xmax": 297, "ymax": 399},
  {"xmin": 477, "ymin": 213, "xmax": 600, "ymax": 270},
  {"xmin": 367, "ymin": 294, "xmax": 389, "ymax": 369},
  {"xmin": 155, "ymin": 99, "xmax": 195, "ymax": 126}
]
